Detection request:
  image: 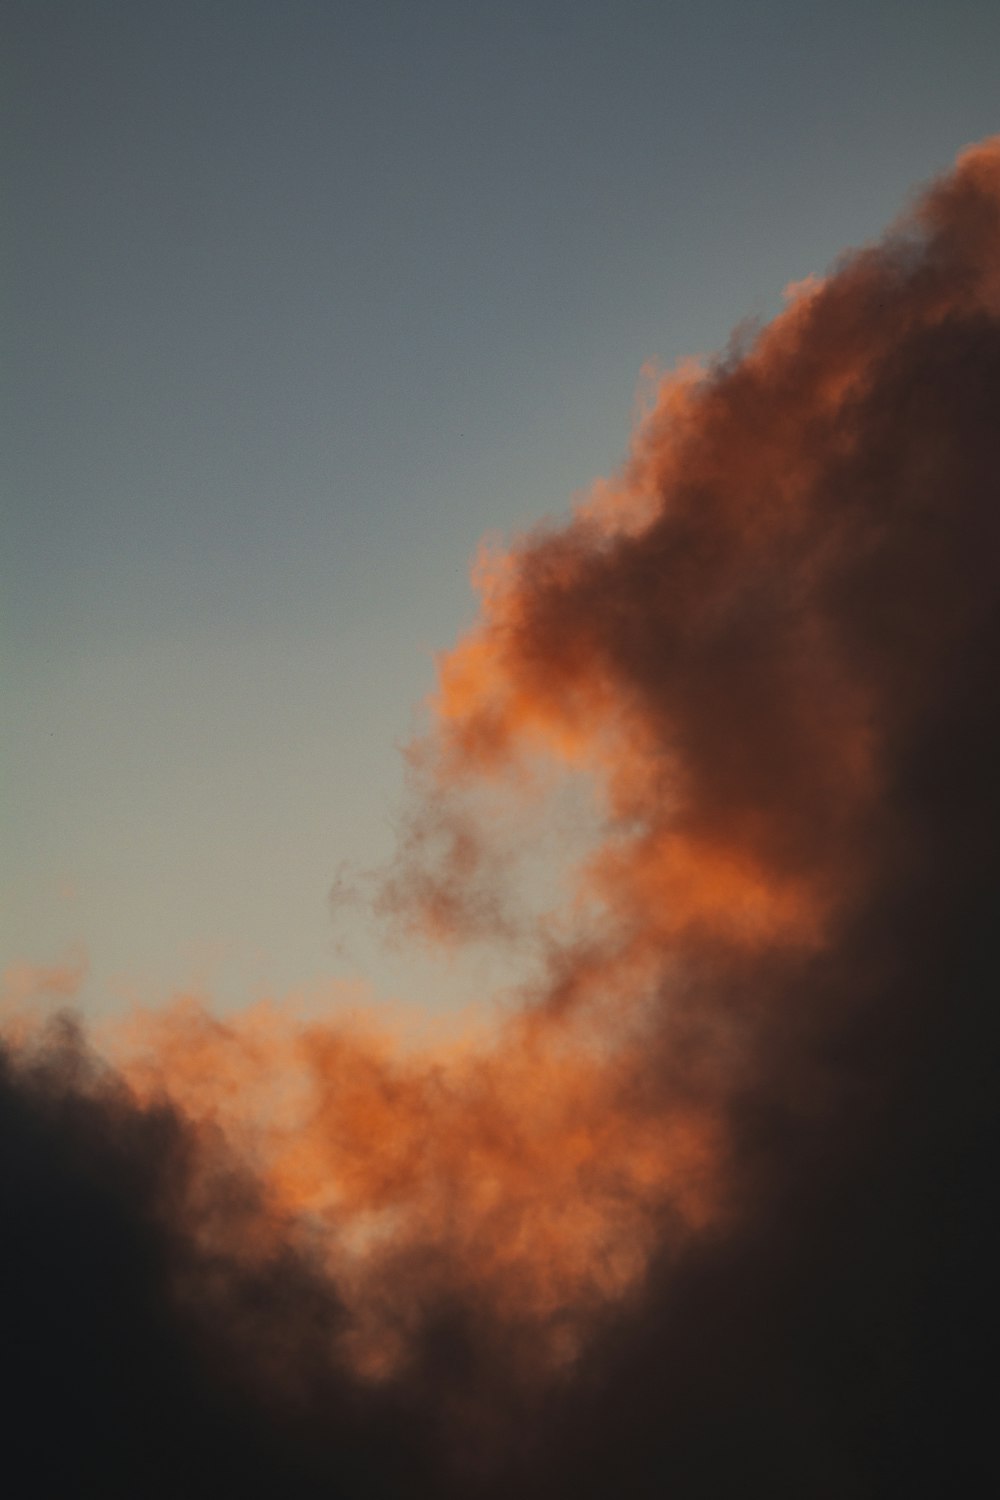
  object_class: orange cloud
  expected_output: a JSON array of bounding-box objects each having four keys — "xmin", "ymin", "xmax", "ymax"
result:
[{"xmin": 4, "ymin": 141, "xmax": 1000, "ymax": 1494}]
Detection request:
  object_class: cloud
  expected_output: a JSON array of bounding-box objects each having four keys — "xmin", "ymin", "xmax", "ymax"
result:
[{"xmin": 3, "ymin": 138, "xmax": 999, "ymax": 1495}]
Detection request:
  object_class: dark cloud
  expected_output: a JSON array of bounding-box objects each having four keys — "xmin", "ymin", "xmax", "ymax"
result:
[{"xmin": 0, "ymin": 1021, "xmax": 447, "ymax": 1497}]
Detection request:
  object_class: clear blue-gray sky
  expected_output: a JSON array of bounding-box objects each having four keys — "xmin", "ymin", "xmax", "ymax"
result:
[{"xmin": 4, "ymin": 0, "xmax": 998, "ymax": 1016}]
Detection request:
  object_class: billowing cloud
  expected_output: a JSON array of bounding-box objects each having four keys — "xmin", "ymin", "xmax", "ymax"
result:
[{"xmin": 3, "ymin": 139, "xmax": 999, "ymax": 1496}]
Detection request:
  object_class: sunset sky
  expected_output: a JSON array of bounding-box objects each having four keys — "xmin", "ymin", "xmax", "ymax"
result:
[
  {"xmin": 5, "ymin": 0, "xmax": 998, "ymax": 1017},
  {"xmin": 4, "ymin": 7, "xmax": 1000, "ymax": 1498}
]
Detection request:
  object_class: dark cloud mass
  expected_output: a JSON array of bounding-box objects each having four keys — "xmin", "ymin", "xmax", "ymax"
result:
[{"xmin": 3, "ymin": 141, "xmax": 999, "ymax": 1496}]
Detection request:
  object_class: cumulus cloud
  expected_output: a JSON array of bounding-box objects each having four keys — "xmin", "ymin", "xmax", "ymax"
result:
[{"xmin": 3, "ymin": 139, "xmax": 999, "ymax": 1496}]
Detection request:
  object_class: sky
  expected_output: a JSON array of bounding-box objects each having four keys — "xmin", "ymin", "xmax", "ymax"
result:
[
  {"xmin": 3, "ymin": 0, "xmax": 999, "ymax": 1019},
  {"xmin": 3, "ymin": 7, "xmax": 1000, "ymax": 1496}
]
